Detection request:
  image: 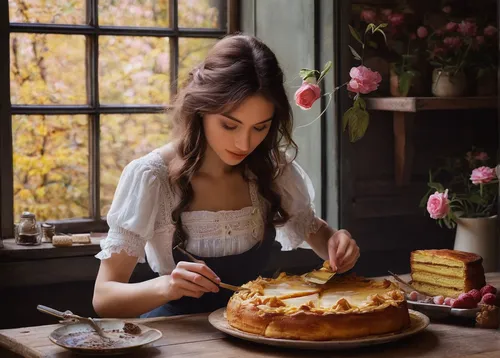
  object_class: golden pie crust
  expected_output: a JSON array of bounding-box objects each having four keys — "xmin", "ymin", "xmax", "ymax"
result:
[{"xmin": 226, "ymin": 273, "xmax": 411, "ymax": 341}]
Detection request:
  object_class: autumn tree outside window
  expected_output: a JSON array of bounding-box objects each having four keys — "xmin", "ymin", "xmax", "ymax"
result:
[{"xmin": 1, "ymin": 0, "xmax": 234, "ymax": 239}]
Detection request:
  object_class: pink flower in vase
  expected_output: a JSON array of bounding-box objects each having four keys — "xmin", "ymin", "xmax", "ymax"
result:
[
  {"xmin": 361, "ymin": 9, "xmax": 377, "ymax": 23},
  {"xmin": 388, "ymin": 13, "xmax": 405, "ymax": 26},
  {"xmin": 381, "ymin": 9, "xmax": 392, "ymax": 19},
  {"xmin": 475, "ymin": 152, "xmax": 489, "ymax": 161},
  {"xmin": 475, "ymin": 36, "xmax": 485, "ymax": 45},
  {"xmin": 417, "ymin": 26, "xmax": 428, "ymax": 38},
  {"xmin": 442, "ymin": 6, "xmax": 452, "ymax": 14},
  {"xmin": 445, "ymin": 22, "xmax": 458, "ymax": 32},
  {"xmin": 484, "ymin": 25, "xmax": 498, "ymax": 36},
  {"xmin": 458, "ymin": 21, "xmax": 477, "ymax": 37},
  {"xmin": 470, "ymin": 166, "xmax": 496, "ymax": 185},
  {"xmin": 295, "ymin": 82, "xmax": 321, "ymax": 110},
  {"xmin": 347, "ymin": 66, "xmax": 382, "ymax": 94},
  {"xmin": 427, "ymin": 190, "xmax": 450, "ymax": 219}
]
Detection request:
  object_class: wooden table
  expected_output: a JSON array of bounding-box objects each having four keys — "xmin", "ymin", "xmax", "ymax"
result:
[{"xmin": 2, "ymin": 273, "xmax": 500, "ymax": 358}]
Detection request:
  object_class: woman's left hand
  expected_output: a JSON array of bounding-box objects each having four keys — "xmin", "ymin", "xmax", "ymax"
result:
[{"xmin": 327, "ymin": 229, "xmax": 360, "ymax": 273}]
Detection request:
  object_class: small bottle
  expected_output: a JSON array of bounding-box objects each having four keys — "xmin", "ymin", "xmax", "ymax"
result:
[
  {"xmin": 15, "ymin": 211, "xmax": 41, "ymax": 246},
  {"xmin": 41, "ymin": 223, "xmax": 55, "ymax": 243}
]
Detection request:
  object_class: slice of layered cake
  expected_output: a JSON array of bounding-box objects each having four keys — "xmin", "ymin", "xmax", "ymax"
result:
[{"xmin": 410, "ymin": 249, "xmax": 486, "ymax": 298}]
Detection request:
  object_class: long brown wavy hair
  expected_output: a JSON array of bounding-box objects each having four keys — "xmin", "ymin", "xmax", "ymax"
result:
[{"xmin": 168, "ymin": 34, "xmax": 297, "ymax": 248}]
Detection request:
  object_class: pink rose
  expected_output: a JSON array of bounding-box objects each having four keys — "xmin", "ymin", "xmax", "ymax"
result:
[
  {"xmin": 470, "ymin": 166, "xmax": 496, "ymax": 185},
  {"xmin": 417, "ymin": 26, "xmax": 428, "ymax": 38},
  {"xmin": 427, "ymin": 190, "xmax": 450, "ymax": 219},
  {"xmin": 444, "ymin": 36, "xmax": 461, "ymax": 49},
  {"xmin": 442, "ymin": 6, "xmax": 452, "ymax": 14},
  {"xmin": 388, "ymin": 13, "xmax": 405, "ymax": 26},
  {"xmin": 475, "ymin": 35, "xmax": 485, "ymax": 45},
  {"xmin": 361, "ymin": 9, "xmax": 377, "ymax": 23},
  {"xmin": 347, "ymin": 66, "xmax": 382, "ymax": 94},
  {"xmin": 458, "ymin": 21, "xmax": 477, "ymax": 36},
  {"xmin": 445, "ymin": 22, "xmax": 458, "ymax": 32},
  {"xmin": 295, "ymin": 82, "xmax": 321, "ymax": 110},
  {"xmin": 475, "ymin": 152, "xmax": 489, "ymax": 161},
  {"xmin": 484, "ymin": 25, "xmax": 498, "ymax": 36}
]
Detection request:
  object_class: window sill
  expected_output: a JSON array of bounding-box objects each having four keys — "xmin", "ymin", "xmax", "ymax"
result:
[{"xmin": 0, "ymin": 233, "xmax": 106, "ymax": 262}]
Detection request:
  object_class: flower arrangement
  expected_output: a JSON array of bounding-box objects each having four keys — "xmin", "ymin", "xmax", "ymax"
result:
[
  {"xmin": 421, "ymin": 149, "xmax": 498, "ymax": 228},
  {"xmin": 294, "ymin": 22, "xmax": 386, "ymax": 142},
  {"xmin": 360, "ymin": 5, "xmax": 426, "ymax": 96}
]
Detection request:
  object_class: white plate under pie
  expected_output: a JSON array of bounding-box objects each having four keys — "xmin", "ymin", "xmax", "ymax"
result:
[{"xmin": 208, "ymin": 308, "xmax": 430, "ymax": 350}]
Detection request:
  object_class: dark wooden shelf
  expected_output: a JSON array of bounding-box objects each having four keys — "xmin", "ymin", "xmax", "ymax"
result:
[
  {"xmin": 365, "ymin": 96, "xmax": 498, "ymax": 186},
  {"xmin": 365, "ymin": 96, "xmax": 497, "ymax": 112}
]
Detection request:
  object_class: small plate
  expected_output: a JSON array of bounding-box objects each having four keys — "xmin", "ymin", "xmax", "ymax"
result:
[
  {"xmin": 406, "ymin": 300, "xmax": 480, "ymax": 319},
  {"xmin": 208, "ymin": 308, "xmax": 429, "ymax": 350},
  {"xmin": 49, "ymin": 320, "xmax": 162, "ymax": 356}
]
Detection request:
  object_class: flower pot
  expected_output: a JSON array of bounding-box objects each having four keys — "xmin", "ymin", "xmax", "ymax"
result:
[
  {"xmin": 454, "ymin": 215, "xmax": 498, "ymax": 272},
  {"xmin": 390, "ymin": 69, "xmax": 423, "ymax": 97},
  {"xmin": 476, "ymin": 74, "xmax": 497, "ymax": 96},
  {"xmin": 432, "ymin": 69, "xmax": 467, "ymax": 97}
]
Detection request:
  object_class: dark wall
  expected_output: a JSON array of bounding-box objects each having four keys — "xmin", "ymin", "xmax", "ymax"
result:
[{"xmin": 340, "ymin": 0, "xmax": 499, "ymax": 277}]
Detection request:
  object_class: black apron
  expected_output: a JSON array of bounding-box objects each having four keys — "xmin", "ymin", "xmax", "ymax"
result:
[{"xmin": 141, "ymin": 224, "xmax": 276, "ymax": 317}]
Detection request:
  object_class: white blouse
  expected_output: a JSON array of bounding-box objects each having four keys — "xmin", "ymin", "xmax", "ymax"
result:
[{"xmin": 95, "ymin": 150, "xmax": 320, "ymax": 275}]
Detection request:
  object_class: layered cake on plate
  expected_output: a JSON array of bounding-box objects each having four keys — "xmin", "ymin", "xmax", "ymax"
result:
[
  {"xmin": 410, "ymin": 249, "xmax": 486, "ymax": 298},
  {"xmin": 226, "ymin": 269, "xmax": 411, "ymax": 341}
]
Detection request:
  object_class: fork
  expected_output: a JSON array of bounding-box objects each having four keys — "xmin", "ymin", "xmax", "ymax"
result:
[{"xmin": 173, "ymin": 244, "xmax": 249, "ymax": 292}]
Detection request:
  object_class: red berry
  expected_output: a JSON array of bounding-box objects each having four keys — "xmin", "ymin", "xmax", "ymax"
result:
[
  {"xmin": 444, "ymin": 297, "xmax": 454, "ymax": 306},
  {"xmin": 468, "ymin": 289, "xmax": 481, "ymax": 303},
  {"xmin": 481, "ymin": 293, "xmax": 497, "ymax": 305},
  {"xmin": 480, "ymin": 285, "xmax": 497, "ymax": 297},
  {"xmin": 458, "ymin": 293, "xmax": 473, "ymax": 301},
  {"xmin": 433, "ymin": 295, "xmax": 445, "ymax": 305},
  {"xmin": 452, "ymin": 294, "xmax": 477, "ymax": 309}
]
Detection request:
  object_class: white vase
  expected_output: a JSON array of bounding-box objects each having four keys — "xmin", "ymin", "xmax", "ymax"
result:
[
  {"xmin": 432, "ymin": 69, "xmax": 466, "ymax": 97},
  {"xmin": 454, "ymin": 215, "xmax": 498, "ymax": 272}
]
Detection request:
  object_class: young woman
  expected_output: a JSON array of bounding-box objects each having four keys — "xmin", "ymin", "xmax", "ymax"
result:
[{"xmin": 93, "ymin": 34, "xmax": 360, "ymax": 318}]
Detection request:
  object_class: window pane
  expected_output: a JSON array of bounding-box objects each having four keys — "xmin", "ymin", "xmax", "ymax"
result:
[
  {"xmin": 98, "ymin": 0, "xmax": 169, "ymax": 27},
  {"xmin": 178, "ymin": 38, "xmax": 217, "ymax": 87},
  {"xmin": 99, "ymin": 37, "xmax": 170, "ymax": 104},
  {"xmin": 100, "ymin": 113, "xmax": 172, "ymax": 216},
  {"xmin": 178, "ymin": 0, "xmax": 225, "ymax": 29},
  {"xmin": 10, "ymin": 34, "xmax": 86, "ymax": 105},
  {"xmin": 13, "ymin": 115, "xmax": 89, "ymax": 222},
  {"xmin": 9, "ymin": 0, "xmax": 86, "ymax": 24}
]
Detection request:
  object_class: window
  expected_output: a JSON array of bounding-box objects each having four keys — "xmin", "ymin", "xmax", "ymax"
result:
[{"xmin": 1, "ymin": 0, "xmax": 237, "ymax": 238}]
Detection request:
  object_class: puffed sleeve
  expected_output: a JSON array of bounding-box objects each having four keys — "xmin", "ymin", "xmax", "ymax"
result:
[
  {"xmin": 274, "ymin": 160, "xmax": 321, "ymax": 250},
  {"xmin": 95, "ymin": 157, "xmax": 161, "ymax": 263}
]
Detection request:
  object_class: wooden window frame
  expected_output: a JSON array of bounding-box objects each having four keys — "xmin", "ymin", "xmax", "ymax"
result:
[{"xmin": 0, "ymin": 0, "xmax": 240, "ymax": 240}]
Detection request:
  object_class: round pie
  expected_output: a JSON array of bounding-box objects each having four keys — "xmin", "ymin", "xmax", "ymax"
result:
[{"xmin": 226, "ymin": 269, "xmax": 411, "ymax": 341}]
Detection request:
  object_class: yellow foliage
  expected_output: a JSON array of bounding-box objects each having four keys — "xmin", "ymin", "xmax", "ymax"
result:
[{"xmin": 10, "ymin": 0, "xmax": 221, "ymax": 222}]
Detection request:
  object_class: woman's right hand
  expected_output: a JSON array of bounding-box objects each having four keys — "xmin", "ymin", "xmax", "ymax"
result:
[{"xmin": 163, "ymin": 261, "xmax": 221, "ymax": 301}]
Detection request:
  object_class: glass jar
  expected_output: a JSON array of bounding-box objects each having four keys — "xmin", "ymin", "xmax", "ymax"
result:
[
  {"xmin": 15, "ymin": 211, "xmax": 41, "ymax": 246},
  {"xmin": 41, "ymin": 223, "xmax": 55, "ymax": 243}
]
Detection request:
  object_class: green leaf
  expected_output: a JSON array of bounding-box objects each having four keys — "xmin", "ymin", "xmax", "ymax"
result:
[
  {"xmin": 348, "ymin": 45, "xmax": 362, "ymax": 61},
  {"xmin": 365, "ymin": 23, "xmax": 375, "ymax": 34},
  {"xmin": 317, "ymin": 61, "xmax": 333, "ymax": 82},
  {"xmin": 299, "ymin": 69, "xmax": 318, "ymax": 82},
  {"xmin": 375, "ymin": 23, "xmax": 388, "ymax": 29},
  {"xmin": 368, "ymin": 40, "xmax": 378, "ymax": 49},
  {"xmin": 398, "ymin": 72, "xmax": 413, "ymax": 96},
  {"xmin": 349, "ymin": 24, "xmax": 363, "ymax": 46},
  {"xmin": 343, "ymin": 106, "xmax": 369, "ymax": 142},
  {"xmin": 354, "ymin": 96, "xmax": 366, "ymax": 110}
]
